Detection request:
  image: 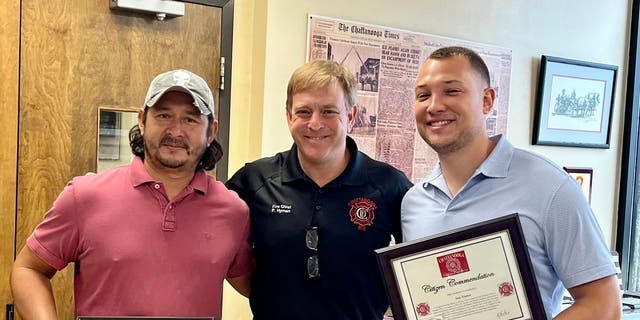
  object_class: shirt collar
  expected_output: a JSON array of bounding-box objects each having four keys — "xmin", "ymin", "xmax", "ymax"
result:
[
  {"xmin": 477, "ymin": 134, "xmax": 513, "ymax": 178},
  {"xmin": 129, "ymin": 156, "xmax": 209, "ymax": 193},
  {"xmin": 422, "ymin": 134, "xmax": 513, "ymax": 189},
  {"xmin": 281, "ymin": 136, "xmax": 365, "ymax": 186}
]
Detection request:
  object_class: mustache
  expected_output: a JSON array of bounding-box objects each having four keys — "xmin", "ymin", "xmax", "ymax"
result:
[{"xmin": 160, "ymin": 136, "xmax": 189, "ymax": 149}]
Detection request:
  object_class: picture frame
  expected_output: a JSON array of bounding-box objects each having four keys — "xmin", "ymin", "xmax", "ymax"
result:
[
  {"xmin": 375, "ymin": 214, "xmax": 546, "ymax": 320},
  {"xmin": 563, "ymin": 167, "xmax": 593, "ymax": 204},
  {"xmin": 532, "ymin": 55, "xmax": 617, "ymax": 148}
]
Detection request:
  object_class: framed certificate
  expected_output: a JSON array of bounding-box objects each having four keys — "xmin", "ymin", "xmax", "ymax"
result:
[{"xmin": 376, "ymin": 214, "xmax": 546, "ymax": 320}]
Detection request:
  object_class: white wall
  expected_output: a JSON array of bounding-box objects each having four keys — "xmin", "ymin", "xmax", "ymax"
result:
[{"xmin": 245, "ymin": 0, "xmax": 630, "ymax": 245}]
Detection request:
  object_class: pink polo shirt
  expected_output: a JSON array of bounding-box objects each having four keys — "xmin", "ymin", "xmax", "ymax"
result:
[{"xmin": 27, "ymin": 157, "xmax": 254, "ymax": 318}]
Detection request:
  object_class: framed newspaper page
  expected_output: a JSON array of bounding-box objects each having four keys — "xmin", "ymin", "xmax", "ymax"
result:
[{"xmin": 376, "ymin": 214, "xmax": 546, "ymax": 320}]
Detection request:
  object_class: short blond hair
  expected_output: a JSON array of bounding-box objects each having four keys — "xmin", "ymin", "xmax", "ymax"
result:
[{"xmin": 286, "ymin": 60, "xmax": 357, "ymax": 112}]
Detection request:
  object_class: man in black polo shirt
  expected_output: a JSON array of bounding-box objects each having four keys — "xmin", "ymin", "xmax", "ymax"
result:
[{"xmin": 226, "ymin": 60, "xmax": 412, "ymax": 319}]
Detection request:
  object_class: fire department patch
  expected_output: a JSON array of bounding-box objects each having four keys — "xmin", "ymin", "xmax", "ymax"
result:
[
  {"xmin": 498, "ymin": 282, "xmax": 514, "ymax": 297},
  {"xmin": 416, "ymin": 302, "xmax": 430, "ymax": 316},
  {"xmin": 348, "ymin": 198, "xmax": 377, "ymax": 231},
  {"xmin": 437, "ymin": 250, "xmax": 470, "ymax": 277}
]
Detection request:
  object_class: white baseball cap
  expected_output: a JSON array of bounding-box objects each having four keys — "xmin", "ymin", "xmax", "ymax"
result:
[{"xmin": 144, "ymin": 69, "xmax": 215, "ymax": 116}]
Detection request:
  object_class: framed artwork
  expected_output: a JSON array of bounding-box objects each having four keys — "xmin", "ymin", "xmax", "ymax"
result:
[
  {"xmin": 532, "ymin": 55, "xmax": 617, "ymax": 148},
  {"xmin": 563, "ymin": 167, "xmax": 593, "ymax": 204}
]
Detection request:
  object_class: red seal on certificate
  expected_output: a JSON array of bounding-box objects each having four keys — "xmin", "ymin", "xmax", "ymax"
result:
[
  {"xmin": 436, "ymin": 250, "xmax": 470, "ymax": 277},
  {"xmin": 498, "ymin": 282, "xmax": 514, "ymax": 296},
  {"xmin": 348, "ymin": 198, "xmax": 377, "ymax": 231},
  {"xmin": 416, "ymin": 302, "xmax": 430, "ymax": 316}
]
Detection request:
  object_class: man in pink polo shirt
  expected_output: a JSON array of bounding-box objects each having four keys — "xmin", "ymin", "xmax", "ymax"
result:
[{"xmin": 11, "ymin": 69, "xmax": 254, "ymax": 319}]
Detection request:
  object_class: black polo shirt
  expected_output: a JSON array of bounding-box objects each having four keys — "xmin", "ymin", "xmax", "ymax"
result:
[{"xmin": 226, "ymin": 137, "xmax": 412, "ymax": 320}]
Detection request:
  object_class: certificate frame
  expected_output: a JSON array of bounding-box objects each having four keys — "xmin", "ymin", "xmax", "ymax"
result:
[{"xmin": 376, "ymin": 214, "xmax": 546, "ymax": 320}]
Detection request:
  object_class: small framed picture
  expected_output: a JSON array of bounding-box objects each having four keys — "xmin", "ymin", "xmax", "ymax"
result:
[
  {"xmin": 563, "ymin": 167, "xmax": 593, "ymax": 204},
  {"xmin": 532, "ymin": 55, "xmax": 617, "ymax": 148}
]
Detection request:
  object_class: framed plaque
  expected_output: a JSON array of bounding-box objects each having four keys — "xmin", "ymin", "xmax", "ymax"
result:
[{"xmin": 376, "ymin": 214, "xmax": 546, "ymax": 320}]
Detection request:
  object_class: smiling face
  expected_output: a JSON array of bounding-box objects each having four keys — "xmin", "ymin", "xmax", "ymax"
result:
[
  {"xmin": 287, "ymin": 80, "xmax": 355, "ymax": 170},
  {"xmin": 139, "ymin": 91, "xmax": 216, "ymax": 173},
  {"xmin": 413, "ymin": 55, "xmax": 494, "ymax": 155}
]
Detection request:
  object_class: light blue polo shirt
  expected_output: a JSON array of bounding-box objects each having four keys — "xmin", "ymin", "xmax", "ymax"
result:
[{"xmin": 401, "ymin": 135, "xmax": 616, "ymax": 319}]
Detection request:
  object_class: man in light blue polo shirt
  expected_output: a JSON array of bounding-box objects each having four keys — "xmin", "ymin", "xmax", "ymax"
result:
[{"xmin": 402, "ymin": 46, "xmax": 620, "ymax": 319}]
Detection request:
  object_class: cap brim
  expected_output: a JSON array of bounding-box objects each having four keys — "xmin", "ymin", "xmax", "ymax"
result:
[{"xmin": 145, "ymin": 86, "xmax": 212, "ymax": 116}]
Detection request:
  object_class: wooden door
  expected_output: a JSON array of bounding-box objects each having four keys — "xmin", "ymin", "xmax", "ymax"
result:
[
  {"xmin": 0, "ymin": 0, "xmax": 20, "ymax": 316},
  {"xmin": 16, "ymin": 1, "xmax": 222, "ymax": 318}
]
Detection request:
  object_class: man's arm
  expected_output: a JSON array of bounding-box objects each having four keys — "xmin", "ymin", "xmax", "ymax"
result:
[
  {"xmin": 226, "ymin": 273, "xmax": 251, "ymax": 298},
  {"xmin": 10, "ymin": 245, "xmax": 59, "ymax": 320},
  {"xmin": 554, "ymin": 275, "xmax": 621, "ymax": 319}
]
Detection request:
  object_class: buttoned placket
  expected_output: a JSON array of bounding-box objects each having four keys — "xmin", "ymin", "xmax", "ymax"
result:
[
  {"xmin": 148, "ymin": 182, "xmax": 194, "ymax": 232},
  {"xmin": 430, "ymin": 170, "xmax": 485, "ymax": 213},
  {"xmin": 311, "ymin": 187, "xmax": 325, "ymax": 226}
]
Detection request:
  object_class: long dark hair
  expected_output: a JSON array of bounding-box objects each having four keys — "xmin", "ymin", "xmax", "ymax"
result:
[{"xmin": 129, "ymin": 108, "xmax": 223, "ymax": 171}]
